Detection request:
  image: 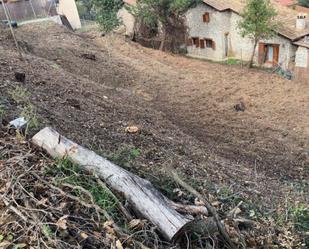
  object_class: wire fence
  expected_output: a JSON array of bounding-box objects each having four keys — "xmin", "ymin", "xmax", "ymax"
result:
[{"xmin": 0, "ymin": 0, "xmax": 57, "ymax": 22}]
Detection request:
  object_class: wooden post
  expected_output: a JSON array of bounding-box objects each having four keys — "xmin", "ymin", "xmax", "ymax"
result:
[{"xmin": 32, "ymin": 127, "xmax": 194, "ymax": 241}]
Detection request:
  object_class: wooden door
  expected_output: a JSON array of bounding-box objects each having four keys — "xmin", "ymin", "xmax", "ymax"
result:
[
  {"xmin": 273, "ymin": 45, "xmax": 280, "ymax": 66},
  {"xmin": 258, "ymin": 43, "xmax": 265, "ymax": 65}
]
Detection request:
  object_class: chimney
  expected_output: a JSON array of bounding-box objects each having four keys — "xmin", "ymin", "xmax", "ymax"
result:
[{"xmin": 296, "ymin": 13, "xmax": 307, "ymax": 30}]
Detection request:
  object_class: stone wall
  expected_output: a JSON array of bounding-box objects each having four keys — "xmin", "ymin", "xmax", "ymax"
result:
[
  {"xmin": 185, "ymin": 3, "xmax": 231, "ymax": 61},
  {"xmin": 295, "ymin": 46, "xmax": 309, "ymax": 83},
  {"xmin": 117, "ymin": 7, "xmax": 135, "ymax": 37}
]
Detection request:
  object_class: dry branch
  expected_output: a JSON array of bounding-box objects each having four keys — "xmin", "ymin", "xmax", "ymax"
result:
[
  {"xmin": 170, "ymin": 170, "xmax": 237, "ymax": 249},
  {"xmin": 32, "ymin": 127, "xmax": 194, "ymax": 241}
]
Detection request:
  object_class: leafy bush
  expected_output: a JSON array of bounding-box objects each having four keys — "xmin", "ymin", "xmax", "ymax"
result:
[{"xmin": 91, "ymin": 0, "xmax": 123, "ymax": 32}]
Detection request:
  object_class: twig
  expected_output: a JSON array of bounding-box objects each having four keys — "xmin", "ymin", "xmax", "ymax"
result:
[
  {"xmin": 170, "ymin": 170, "xmax": 237, "ymax": 249},
  {"xmin": 95, "ymin": 175, "xmax": 133, "ymax": 221}
]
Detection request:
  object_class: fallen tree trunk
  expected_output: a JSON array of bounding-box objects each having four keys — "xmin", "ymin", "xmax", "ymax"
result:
[{"xmin": 32, "ymin": 127, "xmax": 193, "ymax": 241}]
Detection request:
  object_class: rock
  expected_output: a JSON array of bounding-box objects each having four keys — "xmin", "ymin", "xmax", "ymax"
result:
[
  {"xmin": 81, "ymin": 53, "xmax": 96, "ymax": 61},
  {"xmin": 125, "ymin": 126, "xmax": 139, "ymax": 134},
  {"xmin": 14, "ymin": 72, "xmax": 26, "ymax": 83},
  {"xmin": 66, "ymin": 98, "xmax": 81, "ymax": 110},
  {"xmin": 234, "ymin": 101, "xmax": 246, "ymax": 112}
]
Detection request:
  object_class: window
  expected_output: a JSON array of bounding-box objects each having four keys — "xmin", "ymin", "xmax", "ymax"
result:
[
  {"xmin": 203, "ymin": 12, "xmax": 210, "ymax": 23},
  {"xmin": 192, "ymin": 37, "xmax": 199, "ymax": 48},
  {"xmin": 200, "ymin": 39, "xmax": 205, "ymax": 48},
  {"xmin": 205, "ymin": 39, "xmax": 215, "ymax": 49}
]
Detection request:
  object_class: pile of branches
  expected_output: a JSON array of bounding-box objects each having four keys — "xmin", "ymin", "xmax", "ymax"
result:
[
  {"xmin": 0, "ymin": 130, "xmax": 163, "ymax": 249},
  {"xmin": 1, "ymin": 128, "xmax": 292, "ymax": 249}
]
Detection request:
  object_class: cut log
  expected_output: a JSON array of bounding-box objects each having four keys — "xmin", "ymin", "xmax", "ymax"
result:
[{"xmin": 32, "ymin": 127, "xmax": 193, "ymax": 241}]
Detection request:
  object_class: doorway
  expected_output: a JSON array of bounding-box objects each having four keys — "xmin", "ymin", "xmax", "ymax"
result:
[
  {"xmin": 258, "ymin": 43, "xmax": 280, "ymax": 66},
  {"xmin": 224, "ymin": 33, "xmax": 229, "ymax": 57}
]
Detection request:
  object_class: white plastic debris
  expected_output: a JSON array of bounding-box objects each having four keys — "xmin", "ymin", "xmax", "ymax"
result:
[{"xmin": 9, "ymin": 117, "xmax": 27, "ymax": 129}]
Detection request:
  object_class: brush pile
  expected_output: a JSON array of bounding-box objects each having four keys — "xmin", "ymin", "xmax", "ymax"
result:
[{"xmin": 0, "ymin": 130, "xmax": 166, "ymax": 249}]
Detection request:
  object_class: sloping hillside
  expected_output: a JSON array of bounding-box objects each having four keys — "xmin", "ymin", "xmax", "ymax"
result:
[{"xmin": 0, "ymin": 22, "xmax": 308, "ymax": 248}]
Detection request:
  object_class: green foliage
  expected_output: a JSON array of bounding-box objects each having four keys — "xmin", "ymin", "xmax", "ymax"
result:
[
  {"xmin": 128, "ymin": 0, "xmax": 198, "ymax": 49},
  {"xmin": 7, "ymin": 234, "xmax": 13, "ymax": 242},
  {"xmin": 47, "ymin": 158, "xmax": 122, "ymax": 221},
  {"xmin": 76, "ymin": 0, "xmax": 96, "ymax": 20},
  {"xmin": 109, "ymin": 147, "xmax": 141, "ymax": 168},
  {"xmin": 91, "ymin": 0, "xmax": 123, "ymax": 32},
  {"xmin": 298, "ymin": 0, "xmax": 309, "ymax": 7},
  {"xmin": 0, "ymin": 104, "xmax": 6, "ymax": 120},
  {"xmin": 238, "ymin": 0, "xmax": 278, "ymax": 42},
  {"xmin": 42, "ymin": 224, "xmax": 53, "ymax": 237},
  {"xmin": 129, "ymin": 0, "xmax": 197, "ymax": 26},
  {"xmin": 238, "ymin": 0, "xmax": 278, "ymax": 67},
  {"xmin": 9, "ymin": 85, "xmax": 39, "ymax": 135},
  {"xmin": 21, "ymin": 103, "xmax": 39, "ymax": 131},
  {"xmin": 291, "ymin": 204, "xmax": 309, "ymax": 232},
  {"xmin": 224, "ymin": 58, "xmax": 243, "ymax": 65},
  {"xmin": 9, "ymin": 86, "xmax": 30, "ymax": 104}
]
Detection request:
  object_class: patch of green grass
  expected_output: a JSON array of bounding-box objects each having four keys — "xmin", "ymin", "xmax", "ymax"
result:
[
  {"xmin": 216, "ymin": 186, "xmax": 264, "ymax": 220},
  {"xmin": 290, "ymin": 204, "xmax": 309, "ymax": 232},
  {"xmin": 223, "ymin": 58, "xmax": 243, "ymax": 65},
  {"xmin": 21, "ymin": 103, "xmax": 39, "ymax": 132},
  {"xmin": 108, "ymin": 146, "xmax": 141, "ymax": 169},
  {"xmin": 9, "ymin": 86, "xmax": 30, "ymax": 104},
  {"xmin": 0, "ymin": 104, "xmax": 6, "ymax": 120},
  {"xmin": 46, "ymin": 158, "xmax": 122, "ymax": 222}
]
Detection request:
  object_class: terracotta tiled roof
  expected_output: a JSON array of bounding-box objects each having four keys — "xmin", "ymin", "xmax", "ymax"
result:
[
  {"xmin": 202, "ymin": 0, "xmax": 309, "ymax": 41},
  {"xmin": 275, "ymin": 0, "xmax": 296, "ymax": 6},
  {"xmin": 294, "ymin": 37, "xmax": 309, "ymax": 48}
]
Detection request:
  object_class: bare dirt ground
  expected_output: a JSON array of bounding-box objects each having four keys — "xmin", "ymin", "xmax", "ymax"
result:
[{"xmin": 0, "ymin": 22, "xmax": 308, "ymax": 247}]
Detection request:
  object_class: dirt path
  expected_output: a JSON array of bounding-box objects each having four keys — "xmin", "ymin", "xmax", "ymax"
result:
[{"xmin": 0, "ymin": 22, "xmax": 308, "ymax": 215}]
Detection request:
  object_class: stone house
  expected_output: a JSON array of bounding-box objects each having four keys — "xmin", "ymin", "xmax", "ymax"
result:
[
  {"xmin": 185, "ymin": 0, "xmax": 309, "ymax": 77},
  {"xmin": 294, "ymin": 38, "xmax": 309, "ymax": 82},
  {"xmin": 119, "ymin": 0, "xmax": 309, "ymax": 81}
]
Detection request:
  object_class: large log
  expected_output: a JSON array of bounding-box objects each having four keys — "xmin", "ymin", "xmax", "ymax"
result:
[{"xmin": 32, "ymin": 127, "xmax": 193, "ymax": 241}]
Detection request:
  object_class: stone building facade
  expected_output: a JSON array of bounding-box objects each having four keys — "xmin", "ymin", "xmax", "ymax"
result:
[
  {"xmin": 294, "ymin": 40, "xmax": 309, "ymax": 82},
  {"xmin": 119, "ymin": 0, "xmax": 309, "ymax": 81},
  {"xmin": 185, "ymin": 1, "xmax": 305, "ymax": 71}
]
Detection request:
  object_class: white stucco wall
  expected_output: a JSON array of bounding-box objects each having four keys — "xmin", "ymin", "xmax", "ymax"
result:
[
  {"xmin": 295, "ymin": 46, "xmax": 308, "ymax": 68},
  {"xmin": 57, "ymin": 0, "xmax": 81, "ymax": 30},
  {"xmin": 185, "ymin": 4, "xmax": 296, "ymax": 70},
  {"xmin": 185, "ymin": 4, "xmax": 231, "ymax": 61},
  {"xmin": 117, "ymin": 7, "xmax": 135, "ymax": 37}
]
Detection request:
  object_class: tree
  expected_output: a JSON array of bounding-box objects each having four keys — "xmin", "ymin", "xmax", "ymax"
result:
[
  {"xmin": 238, "ymin": 0, "xmax": 278, "ymax": 68},
  {"xmin": 91, "ymin": 0, "xmax": 123, "ymax": 32},
  {"xmin": 298, "ymin": 0, "xmax": 309, "ymax": 7},
  {"xmin": 128, "ymin": 0, "xmax": 198, "ymax": 51},
  {"xmin": 76, "ymin": 0, "xmax": 95, "ymax": 20}
]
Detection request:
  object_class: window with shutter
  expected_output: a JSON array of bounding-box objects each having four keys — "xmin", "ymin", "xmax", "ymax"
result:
[
  {"xmin": 212, "ymin": 40, "xmax": 216, "ymax": 50},
  {"xmin": 200, "ymin": 39, "xmax": 205, "ymax": 49},
  {"xmin": 203, "ymin": 13, "xmax": 210, "ymax": 23},
  {"xmin": 205, "ymin": 39, "xmax": 212, "ymax": 48}
]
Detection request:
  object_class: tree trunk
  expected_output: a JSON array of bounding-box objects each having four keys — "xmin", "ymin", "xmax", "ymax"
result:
[
  {"xmin": 249, "ymin": 39, "xmax": 258, "ymax": 68},
  {"xmin": 159, "ymin": 25, "xmax": 166, "ymax": 51},
  {"xmin": 32, "ymin": 127, "xmax": 193, "ymax": 241}
]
